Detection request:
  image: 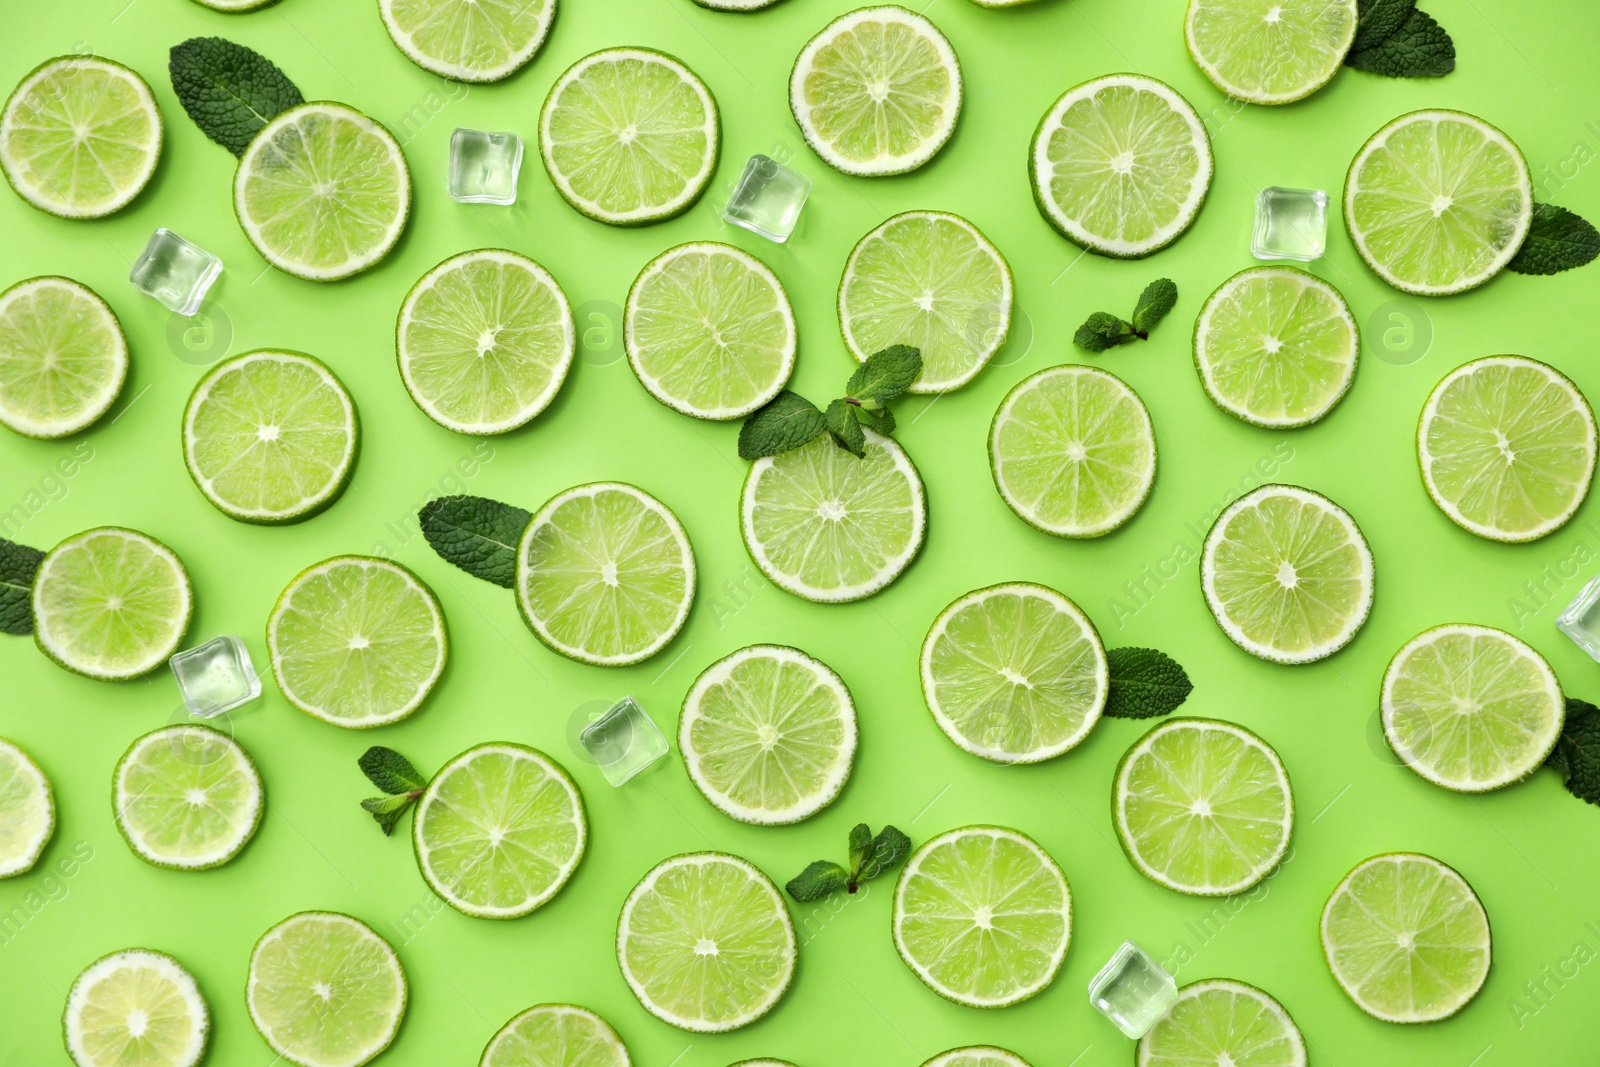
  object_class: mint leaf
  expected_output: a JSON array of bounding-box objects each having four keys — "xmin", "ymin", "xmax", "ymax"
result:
[
  {"xmin": 1073, "ymin": 312, "xmax": 1136, "ymax": 352},
  {"xmin": 1104, "ymin": 647, "xmax": 1193, "ymax": 719},
  {"xmin": 845, "ymin": 345, "xmax": 922, "ymax": 408},
  {"xmin": 0, "ymin": 537, "xmax": 43, "ymax": 637},
  {"xmin": 1351, "ymin": 0, "xmax": 1415, "ymax": 52},
  {"xmin": 786, "ymin": 860, "xmax": 850, "ymax": 902},
  {"xmin": 825, "ymin": 398, "xmax": 866, "ymax": 458},
  {"xmin": 170, "ymin": 37, "xmax": 304, "ymax": 156},
  {"xmin": 847, "ymin": 822, "xmax": 874, "ymax": 875},
  {"xmin": 1130, "ymin": 279, "xmax": 1177, "ymax": 335},
  {"xmin": 361, "ymin": 793, "xmax": 417, "ymax": 836},
  {"xmin": 853, "ymin": 404, "xmax": 896, "ymax": 436},
  {"xmin": 739, "ymin": 390, "xmax": 827, "ymax": 460},
  {"xmin": 1507, "ymin": 203, "xmax": 1600, "ymax": 276},
  {"xmin": 1346, "ymin": 6, "xmax": 1454, "ymax": 77},
  {"xmin": 419, "ymin": 495, "xmax": 531, "ymax": 588},
  {"xmin": 1547, "ymin": 698, "xmax": 1600, "ymax": 807},
  {"xmin": 855, "ymin": 825, "xmax": 909, "ymax": 884},
  {"xmin": 358, "ymin": 746, "xmax": 427, "ymax": 795}
]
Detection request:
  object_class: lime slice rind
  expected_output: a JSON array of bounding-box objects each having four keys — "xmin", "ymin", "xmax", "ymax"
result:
[
  {"xmin": 480, "ymin": 1003, "xmax": 630, "ymax": 1067},
  {"xmin": 0, "ymin": 737, "xmax": 54, "ymax": 879},
  {"xmin": 1184, "ymin": 0, "xmax": 1358, "ymax": 105},
  {"xmin": 922, "ymin": 1049, "xmax": 1032, "ymax": 1067},
  {"xmin": 65, "ymin": 949, "xmax": 209, "ymax": 1067},
  {"xmin": 1138, "ymin": 979, "xmax": 1307, "ymax": 1067},
  {"xmin": 113, "ymin": 725, "xmax": 264, "ymax": 870},
  {"xmin": 378, "ymin": 0, "xmax": 555, "ymax": 82},
  {"xmin": 0, "ymin": 276, "xmax": 127, "ymax": 439}
]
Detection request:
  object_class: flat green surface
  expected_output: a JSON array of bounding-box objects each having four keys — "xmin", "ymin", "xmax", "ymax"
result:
[{"xmin": 3, "ymin": 0, "xmax": 1600, "ymax": 1064}]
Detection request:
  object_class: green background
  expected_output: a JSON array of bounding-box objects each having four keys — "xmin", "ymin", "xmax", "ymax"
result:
[{"xmin": 4, "ymin": 0, "xmax": 1600, "ymax": 1063}]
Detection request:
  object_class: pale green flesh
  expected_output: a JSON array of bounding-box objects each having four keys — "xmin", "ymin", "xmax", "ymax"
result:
[
  {"xmin": 1187, "ymin": 0, "xmax": 1357, "ymax": 102},
  {"xmin": 0, "ymin": 742, "xmax": 50, "ymax": 876},
  {"xmin": 117, "ymin": 729, "xmax": 259, "ymax": 868},
  {"xmin": 70, "ymin": 955, "xmax": 205, "ymax": 1067},
  {"xmin": 383, "ymin": 0, "xmax": 552, "ymax": 76},
  {"xmin": 34, "ymin": 530, "xmax": 188, "ymax": 678},
  {"xmin": 0, "ymin": 280, "xmax": 123, "ymax": 436},
  {"xmin": 925, "ymin": 1051, "xmax": 1028, "ymax": 1067},
  {"xmin": 482, "ymin": 1005, "xmax": 627, "ymax": 1067},
  {"xmin": 1139, "ymin": 982, "xmax": 1304, "ymax": 1066},
  {"xmin": 249, "ymin": 915, "xmax": 404, "ymax": 1067}
]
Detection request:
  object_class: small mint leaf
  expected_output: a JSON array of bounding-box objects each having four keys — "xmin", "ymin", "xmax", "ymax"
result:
[
  {"xmin": 0, "ymin": 537, "xmax": 44, "ymax": 636},
  {"xmin": 847, "ymin": 822, "xmax": 874, "ymax": 877},
  {"xmin": 1073, "ymin": 312, "xmax": 1135, "ymax": 352},
  {"xmin": 1130, "ymin": 279, "xmax": 1178, "ymax": 334},
  {"xmin": 738, "ymin": 390, "xmax": 827, "ymax": 460},
  {"xmin": 786, "ymin": 860, "xmax": 850, "ymax": 902},
  {"xmin": 1507, "ymin": 203, "xmax": 1600, "ymax": 276},
  {"xmin": 825, "ymin": 398, "xmax": 866, "ymax": 458},
  {"xmin": 856, "ymin": 825, "xmax": 910, "ymax": 884},
  {"xmin": 358, "ymin": 746, "xmax": 427, "ymax": 795},
  {"xmin": 361, "ymin": 794, "xmax": 417, "ymax": 836},
  {"xmin": 1547, "ymin": 698, "xmax": 1600, "ymax": 807},
  {"xmin": 1346, "ymin": 6, "xmax": 1455, "ymax": 77},
  {"xmin": 169, "ymin": 37, "xmax": 304, "ymax": 156},
  {"xmin": 853, "ymin": 405, "xmax": 896, "ymax": 436},
  {"xmin": 1104, "ymin": 648, "xmax": 1193, "ymax": 719},
  {"xmin": 845, "ymin": 345, "xmax": 922, "ymax": 406},
  {"xmin": 418, "ymin": 495, "xmax": 531, "ymax": 588},
  {"xmin": 1351, "ymin": 0, "xmax": 1415, "ymax": 52}
]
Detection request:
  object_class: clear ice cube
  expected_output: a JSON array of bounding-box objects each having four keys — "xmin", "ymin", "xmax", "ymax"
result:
[
  {"xmin": 448, "ymin": 129, "xmax": 524, "ymax": 205},
  {"xmin": 1558, "ymin": 576, "xmax": 1600, "ymax": 663},
  {"xmin": 1087, "ymin": 941, "xmax": 1179, "ymax": 1039},
  {"xmin": 129, "ymin": 229, "xmax": 222, "ymax": 316},
  {"xmin": 723, "ymin": 154, "xmax": 811, "ymax": 243},
  {"xmin": 169, "ymin": 636, "xmax": 261, "ymax": 718},
  {"xmin": 579, "ymin": 696, "xmax": 669, "ymax": 786},
  {"xmin": 1252, "ymin": 187, "xmax": 1328, "ymax": 262}
]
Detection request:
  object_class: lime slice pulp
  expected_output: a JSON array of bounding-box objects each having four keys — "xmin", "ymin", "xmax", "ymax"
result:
[
  {"xmin": 0, "ymin": 736, "xmax": 54, "ymax": 878},
  {"xmin": 378, "ymin": 0, "xmax": 555, "ymax": 82},
  {"xmin": 114, "ymin": 724, "xmax": 264, "ymax": 870},
  {"xmin": 64, "ymin": 950, "xmax": 209, "ymax": 1067},
  {"xmin": 1184, "ymin": 0, "xmax": 1358, "ymax": 104},
  {"xmin": 1138, "ymin": 979, "xmax": 1306, "ymax": 1067},
  {"xmin": 0, "ymin": 276, "xmax": 127, "ymax": 439},
  {"xmin": 480, "ymin": 1004, "xmax": 629, "ymax": 1067}
]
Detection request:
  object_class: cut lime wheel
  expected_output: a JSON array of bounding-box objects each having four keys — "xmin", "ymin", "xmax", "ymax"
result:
[
  {"xmin": 379, "ymin": 0, "xmax": 555, "ymax": 82},
  {"xmin": 33, "ymin": 528, "xmax": 192, "ymax": 681},
  {"xmin": 414, "ymin": 743, "xmax": 586, "ymax": 919},
  {"xmin": 64, "ymin": 950, "xmax": 208, "ymax": 1067},
  {"xmin": 517, "ymin": 483, "xmax": 695, "ymax": 666},
  {"xmin": 921, "ymin": 583, "xmax": 1107, "ymax": 763},
  {"xmin": 1, "ymin": 56, "xmax": 162, "ymax": 218},
  {"xmin": 0, "ymin": 277, "xmax": 126, "ymax": 438},
  {"xmin": 235, "ymin": 102, "xmax": 410, "ymax": 281},
  {"xmin": 693, "ymin": 0, "xmax": 782, "ymax": 9},
  {"xmin": 248, "ymin": 912, "xmax": 407, "ymax": 1067},
  {"xmin": 923, "ymin": 1048, "xmax": 1032, "ymax": 1067},
  {"xmin": 1031, "ymin": 74, "xmax": 1212, "ymax": 257},
  {"xmin": 680, "ymin": 645, "xmax": 857, "ymax": 824},
  {"xmin": 113, "ymin": 724, "xmax": 263, "ymax": 870},
  {"xmin": 1194, "ymin": 267, "xmax": 1358, "ymax": 428},
  {"xmin": 188, "ymin": 0, "xmax": 276, "ymax": 9},
  {"xmin": 1345, "ymin": 111, "xmax": 1532, "ymax": 296},
  {"xmin": 1417, "ymin": 355, "xmax": 1596, "ymax": 542},
  {"xmin": 1184, "ymin": 0, "xmax": 1357, "ymax": 104},
  {"xmin": 989, "ymin": 364, "xmax": 1157, "ymax": 538},
  {"xmin": 267, "ymin": 556, "xmax": 447, "ymax": 727},
  {"xmin": 893, "ymin": 826, "xmax": 1071, "ymax": 1007},
  {"xmin": 1381, "ymin": 624, "xmax": 1564, "ymax": 793},
  {"xmin": 1201, "ymin": 485, "xmax": 1372, "ymax": 663},
  {"xmin": 0, "ymin": 736, "xmax": 54, "ymax": 878},
  {"xmin": 398, "ymin": 249, "xmax": 574, "ymax": 435},
  {"xmin": 540, "ymin": 48, "xmax": 718, "ymax": 225},
  {"xmin": 839, "ymin": 211, "xmax": 1012, "ymax": 394},
  {"xmin": 789, "ymin": 6, "xmax": 962, "ymax": 177},
  {"xmin": 617, "ymin": 852, "xmax": 796, "ymax": 1033},
  {"xmin": 625, "ymin": 242, "xmax": 795, "ymax": 419},
  {"xmin": 1138, "ymin": 979, "xmax": 1306, "ymax": 1067},
  {"xmin": 1320, "ymin": 853, "xmax": 1490, "ymax": 1023},
  {"xmin": 741, "ymin": 428, "xmax": 926, "ymax": 602},
  {"xmin": 1114, "ymin": 718, "xmax": 1293, "ymax": 896},
  {"xmin": 481, "ymin": 1004, "xmax": 629, "ymax": 1067}
]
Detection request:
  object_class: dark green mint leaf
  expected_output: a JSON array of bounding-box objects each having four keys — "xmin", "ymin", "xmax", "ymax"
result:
[
  {"xmin": 825, "ymin": 398, "xmax": 866, "ymax": 458},
  {"xmin": 1131, "ymin": 279, "xmax": 1178, "ymax": 334},
  {"xmin": 786, "ymin": 860, "xmax": 850, "ymax": 902},
  {"xmin": 1351, "ymin": 0, "xmax": 1415, "ymax": 52},
  {"xmin": 1548, "ymin": 698, "xmax": 1600, "ymax": 806},
  {"xmin": 856, "ymin": 825, "xmax": 910, "ymax": 884},
  {"xmin": 418, "ymin": 494, "xmax": 531, "ymax": 588},
  {"xmin": 1073, "ymin": 312, "xmax": 1136, "ymax": 352},
  {"xmin": 361, "ymin": 793, "xmax": 417, "ymax": 836},
  {"xmin": 1507, "ymin": 203, "xmax": 1600, "ymax": 275},
  {"xmin": 847, "ymin": 822, "xmax": 874, "ymax": 876},
  {"xmin": 1346, "ymin": 6, "xmax": 1455, "ymax": 77},
  {"xmin": 169, "ymin": 37, "xmax": 304, "ymax": 156},
  {"xmin": 738, "ymin": 390, "xmax": 827, "ymax": 460},
  {"xmin": 853, "ymin": 404, "xmax": 896, "ymax": 436},
  {"xmin": 845, "ymin": 345, "xmax": 922, "ymax": 407},
  {"xmin": 0, "ymin": 537, "xmax": 43, "ymax": 636},
  {"xmin": 358, "ymin": 746, "xmax": 427, "ymax": 795},
  {"xmin": 1104, "ymin": 647, "xmax": 1193, "ymax": 719}
]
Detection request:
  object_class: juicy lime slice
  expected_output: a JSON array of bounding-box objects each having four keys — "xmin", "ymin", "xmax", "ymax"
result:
[
  {"xmin": 920, "ymin": 583, "xmax": 1107, "ymax": 764},
  {"xmin": 247, "ymin": 912, "xmax": 407, "ymax": 1067},
  {"xmin": 183, "ymin": 350, "xmax": 358, "ymax": 524},
  {"xmin": 680, "ymin": 645, "xmax": 857, "ymax": 824},
  {"xmin": 1201, "ymin": 484, "xmax": 1373, "ymax": 663},
  {"xmin": 1194, "ymin": 267, "xmax": 1358, "ymax": 428},
  {"xmin": 0, "ymin": 736, "xmax": 54, "ymax": 878},
  {"xmin": 113, "ymin": 725, "xmax": 263, "ymax": 870},
  {"xmin": 741, "ymin": 429, "xmax": 926, "ymax": 603},
  {"xmin": 64, "ymin": 950, "xmax": 208, "ymax": 1067},
  {"xmin": 1184, "ymin": 0, "xmax": 1357, "ymax": 104},
  {"xmin": 1, "ymin": 56, "xmax": 162, "ymax": 219},
  {"xmin": 480, "ymin": 1004, "xmax": 629, "ymax": 1067},
  {"xmin": 33, "ymin": 528, "xmax": 192, "ymax": 680},
  {"xmin": 923, "ymin": 1048, "xmax": 1031, "ymax": 1067},
  {"xmin": 414, "ymin": 743, "xmax": 586, "ymax": 919},
  {"xmin": 1417, "ymin": 355, "xmax": 1596, "ymax": 542},
  {"xmin": 989, "ymin": 364, "xmax": 1157, "ymax": 537},
  {"xmin": 188, "ymin": 0, "xmax": 276, "ymax": 9},
  {"xmin": 379, "ymin": 0, "xmax": 554, "ymax": 82},
  {"xmin": 235, "ymin": 102, "xmax": 410, "ymax": 281},
  {"xmin": 893, "ymin": 826, "xmax": 1071, "ymax": 1007},
  {"xmin": 692, "ymin": 0, "xmax": 781, "ymax": 9},
  {"xmin": 0, "ymin": 276, "xmax": 126, "ymax": 438},
  {"xmin": 1345, "ymin": 110, "xmax": 1532, "ymax": 296},
  {"xmin": 789, "ymin": 6, "xmax": 962, "ymax": 177},
  {"xmin": 540, "ymin": 48, "xmax": 718, "ymax": 225},
  {"xmin": 617, "ymin": 852, "xmax": 796, "ymax": 1033},
  {"xmin": 1031, "ymin": 74, "xmax": 1212, "ymax": 257},
  {"xmin": 267, "ymin": 556, "xmax": 447, "ymax": 727},
  {"xmin": 398, "ymin": 249, "xmax": 575, "ymax": 435},
  {"xmin": 625, "ymin": 242, "xmax": 795, "ymax": 419},
  {"xmin": 1320, "ymin": 853, "xmax": 1490, "ymax": 1023},
  {"xmin": 1138, "ymin": 979, "xmax": 1306, "ymax": 1067},
  {"xmin": 839, "ymin": 211, "xmax": 1012, "ymax": 394},
  {"xmin": 1114, "ymin": 718, "xmax": 1293, "ymax": 895},
  {"xmin": 1381, "ymin": 624, "xmax": 1564, "ymax": 792}
]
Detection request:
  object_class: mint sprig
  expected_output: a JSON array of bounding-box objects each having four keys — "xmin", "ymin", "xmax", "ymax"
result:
[
  {"xmin": 1507, "ymin": 203, "xmax": 1600, "ymax": 276},
  {"xmin": 358, "ymin": 746, "xmax": 429, "ymax": 835},
  {"xmin": 0, "ymin": 537, "xmax": 43, "ymax": 637},
  {"xmin": 1074, "ymin": 279, "xmax": 1178, "ymax": 353},
  {"xmin": 1346, "ymin": 0, "xmax": 1455, "ymax": 79},
  {"xmin": 418, "ymin": 495, "xmax": 532, "ymax": 588},
  {"xmin": 1103, "ymin": 647, "xmax": 1193, "ymax": 719},
  {"xmin": 1547, "ymin": 698, "xmax": 1600, "ymax": 807},
  {"xmin": 739, "ymin": 391, "xmax": 828, "ymax": 460},
  {"xmin": 170, "ymin": 38, "xmax": 304, "ymax": 156},
  {"xmin": 786, "ymin": 822, "xmax": 911, "ymax": 902},
  {"xmin": 738, "ymin": 346, "xmax": 923, "ymax": 460}
]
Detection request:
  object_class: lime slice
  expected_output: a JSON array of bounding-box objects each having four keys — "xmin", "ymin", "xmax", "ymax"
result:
[
  {"xmin": 540, "ymin": 48, "xmax": 718, "ymax": 225},
  {"xmin": 1381, "ymin": 624, "xmax": 1564, "ymax": 793},
  {"xmin": 741, "ymin": 429, "xmax": 926, "ymax": 603},
  {"xmin": 267, "ymin": 556, "xmax": 447, "ymax": 727},
  {"xmin": 1320, "ymin": 853, "xmax": 1491, "ymax": 1023},
  {"xmin": 1194, "ymin": 267, "xmax": 1358, "ymax": 428},
  {"xmin": 617, "ymin": 852, "xmax": 796, "ymax": 1033},
  {"xmin": 680, "ymin": 645, "xmax": 857, "ymax": 825},
  {"xmin": 989, "ymin": 364, "xmax": 1156, "ymax": 538},
  {"xmin": 414, "ymin": 743, "xmax": 586, "ymax": 919},
  {"xmin": 0, "ymin": 736, "xmax": 54, "ymax": 878},
  {"xmin": 839, "ymin": 211, "xmax": 1012, "ymax": 394},
  {"xmin": 183, "ymin": 350, "xmax": 358, "ymax": 524},
  {"xmin": 1138, "ymin": 979, "xmax": 1306, "ymax": 1067},
  {"xmin": 188, "ymin": 0, "xmax": 276, "ymax": 9},
  {"xmin": 1031, "ymin": 74, "xmax": 1212, "ymax": 257},
  {"xmin": 113, "ymin": 724, "xmax": 264, "ymax": 870},
  {"xmin": 922, "ymin": 1048, "xmax": 1031, "ymax": 1067},
  {"xmin": 789, "ymin": 6, "xmax": 962, "ymax": 177},
  {"xmin": 481, "ymin": 1004, "xmax": 628, "ymax": 1067},
  {"xmin": 33, "ymin": 528, "xmax": 192, "ymax": 681},
  {"xmin": 920, "ymin": 583, "xmax": 1107, "ymax": 764},
  {"xmin": 64, "ymin": 950, "xmax": 208, "ymax": 1067},
  {"xmin": 1345, "ymin": 110, "xmax": 1532, "ymax": 296},
  {"xmin": 1201, "ymin": 484, "xmax": 1372, "ymax": 664},
  {"xmin": 379, "ymin": 0, "xmax": 554, "ymax": 82},
  {"xmin": 1184, "ymin": 0, "xmax": 1357, "ymax": 104},
  {"xmin": 0, "ymin": 277, "xmax": 126, "ymax": 439},
  {"xmin": 1113, "ymin": 718, "xmax": 1293, "ymax": 896},
  {"xmin": 625, "ymin": 242, "xmax": 796, "ymax": 419},
  {"xmin": 235, "ymin": 102, "xmax": 410, "ymax": 281},
  {"xmin": 247, "ymin": 912, "xmax": 407, "ymax": 1067},
  {"xmin": 692, "ymin": 0, "xmax": 781, "ymax": 9},
  {"xmin": 1417, "ymin": 355, "xmax": 1596, "ymax": 542},
  {"xmin": 517, "ymin": 483, "xmax": 694, "ymax": 666},
  {"xmin": 1, "ymin": 56, "xmax": 162, "ymax": 219}
]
